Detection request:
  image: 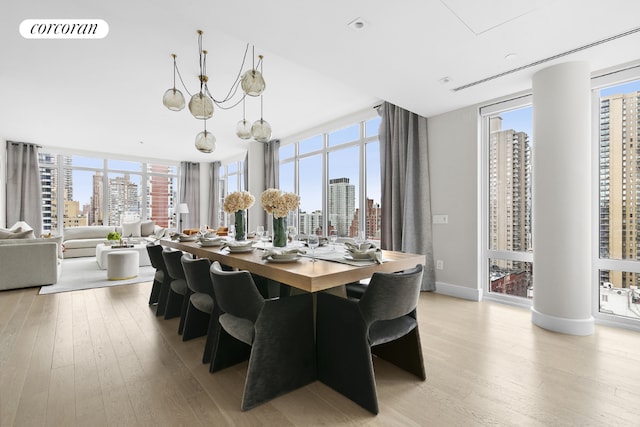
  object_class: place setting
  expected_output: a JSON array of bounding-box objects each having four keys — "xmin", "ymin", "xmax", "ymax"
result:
[{"xmin": 260, "ymin": 247, "xmax": 307, "ymax": 263}]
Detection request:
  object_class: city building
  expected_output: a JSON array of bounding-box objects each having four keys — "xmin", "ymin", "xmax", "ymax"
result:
[{"xmin": 328, "ymin": 177, "xmax": 356, "ymax": 237}]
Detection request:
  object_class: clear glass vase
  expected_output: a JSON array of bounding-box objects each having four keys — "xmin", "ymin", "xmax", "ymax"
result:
[
  {"xmin": 272, "ymin": 216, "xmax": 287, "ymax": 247},
  {"xmin": 235, "ymin": 210, "xmax": 246, "ymax": 241}
]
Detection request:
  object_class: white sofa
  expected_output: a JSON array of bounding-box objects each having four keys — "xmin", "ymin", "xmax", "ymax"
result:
[
  {"xmin": 62, "ymin": 221, "xmax": 165, "ymax": 259},
  {"xmin": 0, "ymin": 236, "xmax": 63, "ymax": 291}
]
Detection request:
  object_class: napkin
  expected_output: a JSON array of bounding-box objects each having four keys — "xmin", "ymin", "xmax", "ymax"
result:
[
  {"xmin": 344, "ymin": 242, "xmax": 383, "ymax": 264},
  {"xmin": 220, "ymin": 240, "xmax": 254, "ymax": 250},
  {"xmin": 261, "ymin": 248, "xmax": 306, "ymax": 260},
  {"xmin": 198, "ymin": 236, "xmax": 227, "ymax": 244}
]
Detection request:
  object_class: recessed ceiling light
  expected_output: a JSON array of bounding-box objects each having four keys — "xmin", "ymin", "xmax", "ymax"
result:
[
  {"xmin": 439, "ymin": 76, "xmax": 451, "ymax": 84},
  {"xmin": 504, "ymin": 53, "xmax": 517, "ymax": 61},
  {"xmin": 347, "ymin": 17, "xmax": 367, "ymax": 30}
]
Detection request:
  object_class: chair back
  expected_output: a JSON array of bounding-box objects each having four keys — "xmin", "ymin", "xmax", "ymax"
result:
[
  {"xmin": 358, "ymin": 264, "xmax": 423, "ymax": 325},
  {"xmin": 146, "ymin": 243, "xmax": 167, "ymax": 272},
  {"xmin": 209, "ymin": 261, "xmax": 264, "ymax": 323},
  {"xmin": 162, "ymin": 248, "xmax": 185, "ymax": 280},
  {"xmin": 181, "ymin": 254, "xmax": 213, "ymax": 297}
]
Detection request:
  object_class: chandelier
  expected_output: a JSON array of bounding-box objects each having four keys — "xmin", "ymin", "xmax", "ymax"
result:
[{"xmin": 162, "ymin": 30, "xmax": 272, "ymax": 153}]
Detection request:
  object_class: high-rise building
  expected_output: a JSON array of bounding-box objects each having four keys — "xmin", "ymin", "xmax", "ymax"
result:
[
  {"xmin": 107, "ymin": 174, "xmax": 139, "ymax": 226},
  {"xmin": 38, "ymin": 153, "xmax": 56, "ymax": 232},
  {"xmin": 328, "ymin": 177, "xmax": 356, "ymax": 237},
  {"xmin": 488, "ymin": 117, "xmax": 532, "ymax": 297},
  {"xmin": 148, "ymin": 165, "xmax": 174, "ymax": 228},
  {"xmin": 299, "ymin": 210, "xmax": 323, "ymax": 235},
  {"xmin": 599, "ymin": 91, "xmax": 640, "ymax": 288},
  {"xmin": 90, "ymin": 172, "xmax": 104, "ymax": 225}
]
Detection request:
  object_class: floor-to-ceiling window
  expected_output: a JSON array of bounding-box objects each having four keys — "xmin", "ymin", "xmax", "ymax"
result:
[
  {"xmin": 38, "ymin": 150, "xmax": 178, "ymax": 232},
  {"xmin": 481, "ymin": 96, "xmax": 534, "ymax": 305},
  {"xmin": 218, "ymin": 159, "xmax": 246, "ymax": 227},
  {"xmin": 279, "ymin": 113, "xmax": 381, "ymax": 241},
  {"xmin": 593, "ymin": 71, "xmax": 640, "ymax": 326}
]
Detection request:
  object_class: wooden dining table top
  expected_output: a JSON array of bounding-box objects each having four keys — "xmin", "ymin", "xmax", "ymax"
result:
[{"xmin": 160, "ymin": 239, "xmax": 426, "ymax": 293}]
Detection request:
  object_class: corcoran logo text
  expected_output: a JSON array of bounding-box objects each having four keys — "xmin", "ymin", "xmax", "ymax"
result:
[{"xmin": 20, "ymin": 19, "xmax": 109, "ymax": 39}]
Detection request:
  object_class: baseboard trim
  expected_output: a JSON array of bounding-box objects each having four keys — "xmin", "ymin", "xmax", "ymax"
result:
[
  {"xmin": 531, "ymin": 307, "xmax": 595, "ymax": 336},
  {"xmin": 434, "ymin": 281, "xmax": 482, "ymax": 301}
]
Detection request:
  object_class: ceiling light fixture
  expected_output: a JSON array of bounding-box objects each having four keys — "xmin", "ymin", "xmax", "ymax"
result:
[
  {"xmin": 347, "ymin": 17, "xmax": 367, "ymax": 30},
  {"xmin": 162, "ymin": 30, "xmax": 271, "ymax": 153}
]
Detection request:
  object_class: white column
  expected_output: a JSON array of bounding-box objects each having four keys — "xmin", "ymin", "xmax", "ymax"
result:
[{"xmin": 531, "ymin": 61, "xmax": 594, "ymax": 335}]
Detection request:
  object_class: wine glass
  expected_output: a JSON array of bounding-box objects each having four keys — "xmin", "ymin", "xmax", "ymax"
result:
[
  {"xmin": 329, "ymin": 230, "xmax": 338, "ymax": 251},
  {"xmin": 228, "ymin": 224, "xmax": 235, "ymax": 240},
  {"xmin": 256, "ymin": 225, "xmax": 264, "ymax": 247},
  {"xmin": 260, "ymin": 229, "xmax": 270, "ymax": 248},
  {"xmin": 307, "ymin": 234, "xmax": 319, "ymax": 263},
  {"xmin": 199, "ymin": 224, "xmax": 208, "ymax": 239}
]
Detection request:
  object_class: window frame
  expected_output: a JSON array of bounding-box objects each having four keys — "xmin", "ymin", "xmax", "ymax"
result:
[
  {"xmin": 591, "ymin": 65, "xmax": 640, "ymax": 330},
  {"xmin": 38, "ymin": 147, "xmax": 179, "ymax": 232},
  {"xmin": 279, "ymin": 109, "xmax": 380, "ymax": 239},
  {"xmin": 480, "ymin": 93, "xmax": 534, "ymax": 308}
]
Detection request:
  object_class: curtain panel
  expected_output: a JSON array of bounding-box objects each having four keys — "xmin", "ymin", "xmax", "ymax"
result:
[
  {"xmin": 180, "ymin": 162, "xmax": 200, "ymax": 230},
  {"xmin": 5, "ymin": 141, "xmax": 43, "ymax": 236},
  {"xmin": 263, "ymin": 139, "xmax": 280, "ymax": 229},
  {"xmin": 378, "ymin": 102, "xmax": 436, "ymax": 291},
  {"xmin": 208, "ymin": 161, "xmax": 221, "ymax": 228}
]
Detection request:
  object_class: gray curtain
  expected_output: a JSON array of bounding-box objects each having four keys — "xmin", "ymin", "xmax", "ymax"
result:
[
  {"xmin": 180, "ymin": 162, "xmax": 200, "ymax": 230},
  {"xmin": 263, "ymin": 139, "xmax": 280, "ymax": 227},
  {"xmin": 243, "ymin": 151, "xmax": 249, "ymax": 191},
  {"xmin": 208, "ymin": 161, "xmax": 221, "ymax": 228},
  {"xmin": 6, "ymin": 141, "xmax": 43, "ymax": 236},
  {"xmin": 378, "ymin": 102, "xmax": 436, "ymax": 291}
]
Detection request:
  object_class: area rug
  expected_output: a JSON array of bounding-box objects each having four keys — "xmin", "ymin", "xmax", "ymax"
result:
[{"xmin": 39, "ymin": 257, "xmax": 155, "ymax": 295}]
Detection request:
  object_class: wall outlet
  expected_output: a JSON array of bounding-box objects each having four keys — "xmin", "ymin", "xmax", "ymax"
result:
[
  {"xmin": 433, "ymin": 215, "xmax": 448, "ymax": 224},
  {"xmin": 436, "ymin": 260, "xmax": 444, "ymax": 270}
]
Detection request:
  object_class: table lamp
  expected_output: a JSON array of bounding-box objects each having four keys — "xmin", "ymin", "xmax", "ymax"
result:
[{"xmin": 178, "ymin": 203, "xmax": 189, "ymax": 232}]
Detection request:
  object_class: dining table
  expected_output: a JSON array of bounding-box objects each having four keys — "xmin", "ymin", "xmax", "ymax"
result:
[{"xmin": 160, "ymin": 238, "xmax": 426, "ymax": 294}]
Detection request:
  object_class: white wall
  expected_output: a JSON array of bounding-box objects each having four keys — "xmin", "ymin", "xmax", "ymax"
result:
[
  {"xmin": 428, "ymin": 105, "xmax": 481, "ymax": 300},
  {"xmin": 0, "ymin": 143, "xmax": 5, "ymax": 228}
]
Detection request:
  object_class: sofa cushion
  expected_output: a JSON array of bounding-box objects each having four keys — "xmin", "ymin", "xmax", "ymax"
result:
[
  {"xmin": 63, "ymin": 225, "xmax": 114, "ymax": 241},
  {"xmin": 63, "ymin": 237, "xmax": 109, "ymax": 250},
  {"xmin": 140, "ymin": 220, "xmax": 155, "ymax": 237},
  {"xmin": 0, "ymin": 228, "xmax": 35, "ymax": 239},
  {"xmin": 0, "ymin": 235, "xmax": 63, "ymax": 258},
  {"xmin": 122, "ymin": 220, "xmax": 141, "ymax": 237}
]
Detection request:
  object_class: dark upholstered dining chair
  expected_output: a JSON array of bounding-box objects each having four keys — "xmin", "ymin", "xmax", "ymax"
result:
[
  {"xmin": 316, "ymin": 264, "xmax": 426, "ymax": 414},
  {"xmin": 146, "ymin": 243, "xmax": 171, "ymax": 316},
  {"xmin": 181, "ymin": 254, "xmax": 221, "ymax": 364},
  {"xmin": 161, "ymin": 248, "xmax": 189, "ymax": 334},
  {"xmin": 209, "ymin": 261, "xmax": 316, "ymax": 411}
]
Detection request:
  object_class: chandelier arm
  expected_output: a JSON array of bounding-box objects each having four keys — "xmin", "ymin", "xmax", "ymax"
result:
[
  {"xmin": 206, "ymin": 43, "xmax": 250, "ymax": 105},
  {"xmin": 174, "ymin": 63, "xmax": 194, "ymax": 98},
  {"xmin": 212, "ymin": 94, "xmax": 245, "ymax": 110}
]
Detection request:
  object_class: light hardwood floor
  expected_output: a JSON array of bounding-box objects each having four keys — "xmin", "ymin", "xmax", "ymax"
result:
[{"xmin": 1, "ymin": 282, "xmax": 639, "ymax": 426}]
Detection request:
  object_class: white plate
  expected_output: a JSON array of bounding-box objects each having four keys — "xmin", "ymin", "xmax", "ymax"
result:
[
  {"xmin": 179, "ymin": 236, "xmax": 197, "ymax": 242},
  {"xmin": 266, "ymin": 256, "xmax": 301, "ymax": 263},
  {"xmin": 344, "ymin": 254, "xmax": 372, "ymax": 262},
  {"xmin": 227, "ymin": 246, "xmax": 255, "ymax": 253}
]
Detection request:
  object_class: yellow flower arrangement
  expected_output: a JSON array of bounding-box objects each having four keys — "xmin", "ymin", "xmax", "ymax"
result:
[
  {"xmin": 261, "ymin": 188, "xmax": 300, "ymax": 218},
  {"xmin": 223, "ymin": 191, "xmax": 255, "ymax": 213}
]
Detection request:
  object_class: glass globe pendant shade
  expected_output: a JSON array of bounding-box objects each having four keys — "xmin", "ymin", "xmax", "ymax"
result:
[
  {"xmin": 188, "ymin": 92, "xmax": 214, "ymax": 120},
  {"xmin": 195, "ymin": 130, "xmax": 216, "ymax": 153},
  {"xmin": 241, "ymin": 69, "xmax": 266, "ymax": 96},
  {"xmin": 251, "ymin": 119, "xmax": 272, "ymax": 142},
  {"xmin": 236, "ymin": 119, "xmax": 252, "ymax": 139},
  {"xmin": 162, "ymin": 88, "xmax": 185, "ymax": 111}
]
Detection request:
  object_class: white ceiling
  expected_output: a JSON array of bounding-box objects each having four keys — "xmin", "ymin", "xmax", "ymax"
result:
[{"xmin": 2, "ymin": 0, "xmax": 640, "ymax": 163}]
